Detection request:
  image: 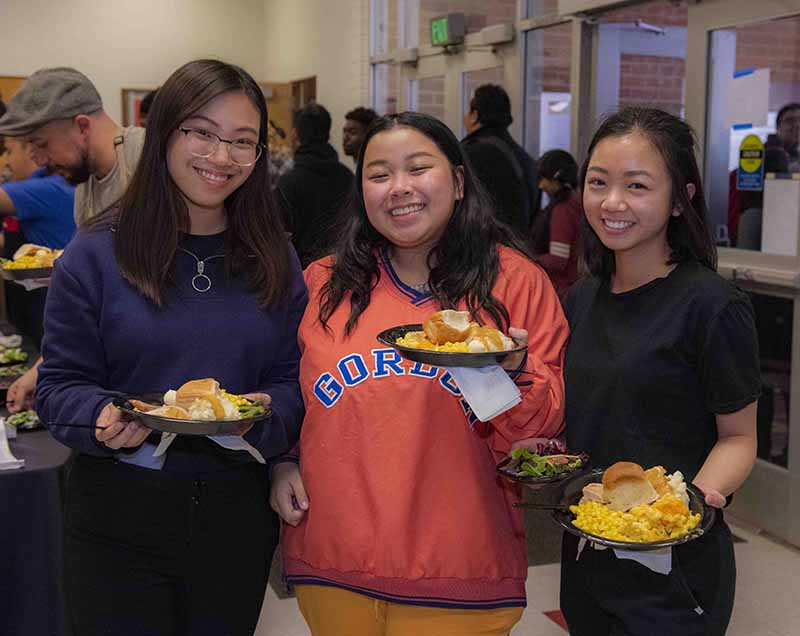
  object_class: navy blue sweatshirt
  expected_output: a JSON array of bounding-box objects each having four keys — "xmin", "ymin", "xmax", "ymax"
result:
[{"xmin": 36, "ymin": 228, "xmax": 307, "ymax": 474}]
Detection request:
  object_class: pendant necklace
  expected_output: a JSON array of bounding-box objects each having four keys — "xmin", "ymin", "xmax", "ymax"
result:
[{"xmin": 177, "ymin": 247, "xmax": 225, "ymax": 293}]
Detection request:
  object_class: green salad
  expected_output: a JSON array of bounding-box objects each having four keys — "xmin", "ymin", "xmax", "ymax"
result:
[
  {"xmin": 506, "ymin": 444, "xmax": 588, "ymax": 479},
  {"xmin": 6, "ymin": 409, "xmax": 40, "ymax": 430},
  {"xmin": 0, "ymin": 348, "xmax": 28, "ymax": 364}
]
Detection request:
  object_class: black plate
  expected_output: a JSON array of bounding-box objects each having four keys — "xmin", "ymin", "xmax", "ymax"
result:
[
  {"xmin": 552, "ymin": 469, "xmax": 716, "ymax": 551},
  {"xmin": 1, "ymin": 266, "xmax": 53, "ymax": 281},
  {"xmin": 113, "ymin": 394, "xmax": 270, "ymax": 436},
  {"xmin": 376, "ymin": 324, "xmax": 526, "ymax": 368},
  {"xmin": 497, "ymin": 453, "xmax": 591, "ymax": 485}
]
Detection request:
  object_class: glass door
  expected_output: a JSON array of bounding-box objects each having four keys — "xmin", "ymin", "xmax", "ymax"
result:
[{"xmin": 685, "ymin": 0, "xmax": 800, "ymax": 548}]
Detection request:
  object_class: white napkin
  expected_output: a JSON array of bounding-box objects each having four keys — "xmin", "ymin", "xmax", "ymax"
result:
[
  {"xmin": 15, "ymin": 278, "xmax": 50, "ymax": 291},
  {"xmin": 151, "ymin": 431, "xmax": 265, "ymax": 464},
  {"xmin": 577, "ymin": 537, "xmax": 672, "ymax": 575},
  {"xmin": 0, "ymin": 334, "xmax": 23, "ymax": 348},
  {"xmin": 0, "ymin": 419, "xmax": 25, "ymax": 470},
  {"xmin": 446, "ymin": 364, "xmax": 521, "ymax": 422}
]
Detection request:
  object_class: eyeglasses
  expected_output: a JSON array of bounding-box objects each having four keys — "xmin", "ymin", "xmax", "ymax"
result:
[{"xmin": 177, "ymin": 127, "xmax": 264, "ymax": 167}]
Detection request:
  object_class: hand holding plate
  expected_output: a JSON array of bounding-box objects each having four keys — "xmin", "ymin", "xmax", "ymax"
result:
[
  {"xmin": 96, "ymin": 401, "xmax": 151, "ymax": 449},
  {"xmin": 500, "ymin": 327, "xmax": 528, "ymax": 371}
]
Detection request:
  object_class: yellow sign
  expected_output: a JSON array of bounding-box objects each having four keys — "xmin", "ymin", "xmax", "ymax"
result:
[{"xmin": 739, "ymin": 134, "xmax": 764, "ymax": 173}]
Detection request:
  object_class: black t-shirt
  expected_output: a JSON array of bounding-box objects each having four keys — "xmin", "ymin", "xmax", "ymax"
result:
[{"xmin": 563, "ymin": 262, "xmax": 761, "ymax": 481}]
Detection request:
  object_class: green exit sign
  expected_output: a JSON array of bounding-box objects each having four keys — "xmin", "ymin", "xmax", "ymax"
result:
[
  {"xmin": 430, "ymin": 13, "xmax": 466, "ymax": 47},
  {"xmin": 431, "ymin": 17, "xmax": 449, "ymax": 45}
]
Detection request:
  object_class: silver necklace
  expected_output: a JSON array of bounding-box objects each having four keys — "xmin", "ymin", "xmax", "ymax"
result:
[{"xmin": 177, "ymin": 247, "xmax": 225, "ymax": 293}]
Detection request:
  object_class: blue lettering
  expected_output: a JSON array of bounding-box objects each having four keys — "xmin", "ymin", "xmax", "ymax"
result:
[
  {"xmin": 459, "ymin": 397, "xmax": 479, "ymax": 428},
  {"xmin": 337, "ymin": 354, "xmax": 369, "ymax": 386},
  {"xmin": 439, "ymin": 371, "xmax": 461, "ymax": 396},
  {"xmin": 372, "ymin": 349, "xmax": 406, "ymax": 378},
  {"xmin": 408, "ymin": 361, "xmax": 439, "ymax": 379},
  {"xmin": 313, "ymin": 372, "xmax": 344, "ymax": 408}
]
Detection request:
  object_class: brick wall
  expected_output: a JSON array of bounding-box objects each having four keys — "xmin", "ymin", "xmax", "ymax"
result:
[{"xmin": 735, "ymin": 14, "xmax": 800, "ymax": 108}]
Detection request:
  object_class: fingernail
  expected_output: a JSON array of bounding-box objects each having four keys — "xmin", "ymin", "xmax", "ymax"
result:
[{"xmin": 300, "ymin": 501, "xmax": 309, "ymax": 510}]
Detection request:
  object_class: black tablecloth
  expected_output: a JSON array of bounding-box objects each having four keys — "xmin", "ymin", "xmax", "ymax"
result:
[{"xmin": 0, "ymin": 429, "xmax": 72, "ymax": 636}]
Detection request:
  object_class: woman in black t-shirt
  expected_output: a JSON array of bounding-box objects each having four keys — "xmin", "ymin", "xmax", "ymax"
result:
[{"xmin": 560, "ymin": 107, "xmax": 760, "ymax": 636}]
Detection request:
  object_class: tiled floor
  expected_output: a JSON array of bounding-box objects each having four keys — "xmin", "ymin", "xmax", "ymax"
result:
[{"xmin": 254, "ymin": 516, "xmax": 800, "ymax": 635}]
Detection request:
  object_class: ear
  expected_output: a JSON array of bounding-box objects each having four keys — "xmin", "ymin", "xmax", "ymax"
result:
[
  {"xmin": 672, "ymin": 182, "xmax": 696, "ymax": 217},
  {"xmin": 74, "ymin": 115, "xmax": 91, "ymax": 135},
  {"xmin": 454, "ymin": 166, "xmax": 465, "ymax": 200}
]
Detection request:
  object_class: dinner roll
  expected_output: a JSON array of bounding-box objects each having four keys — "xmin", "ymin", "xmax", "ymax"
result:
[
  {"xmin": 602, "ymin": 461, "xmax": 658, "ymax": 511},
  {"xmin": 423, "ymin": 310, "xmax": 474, "ymax": 344},
  {"xmin": 175, "ymin": 378, "xmax": 226, "ymax": 419}
]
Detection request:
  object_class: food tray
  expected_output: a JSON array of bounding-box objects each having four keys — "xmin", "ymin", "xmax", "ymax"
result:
[
  {"xmin": 552, "ymin": 469, "xmax": 716, "ymax": 551},
  {"xmin": 497, "ymin": 453, "xmax": 591, "ymax": 485},
  {"xmin": 376, "ymin": 324, "xmax": 526, "ymax": 368},
  {"xmin": 113, "ymin": 394, "xmax": 269, "ymax": 436}
]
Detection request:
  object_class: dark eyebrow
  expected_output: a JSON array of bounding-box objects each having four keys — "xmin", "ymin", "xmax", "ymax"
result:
[
  {"xmin": 365, "ymin": 151, "xmax": 436, "ymax": 169},
  {"xmin": 184, "ymin": 115, "xmax": 258, "ymax": 136},
  {"xmin": 586, "ymin": 166, "xmax": 654, "ymax": 179}
]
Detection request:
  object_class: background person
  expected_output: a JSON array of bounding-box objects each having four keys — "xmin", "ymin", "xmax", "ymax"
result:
[
  {"xmin": 560, "ymin": 107, "xmax": 760, "ymax": 636},
  {"xmin": 0, "ymin": 136, "xmax": 75, "ymax": 352},
  {"xmin": 530, "ymin": 149, "xmax": 581, "ymax": 297},
  {"xmin": 342, "ymin": 106, "xmax": 378, "ymax": 162},
  {"xmin": 462, "ymin": 84, "xmax": 538, "ymax": 237},
  {"xmin": 271, "ymin": 112, "xmax": 567, "ymax": 636},
  {"xmin": 277, "ymin": 103, "xmax": 353, "ymax": 267},
  {"xmin": 0, "ymin": 67, "xmax": 146, "ymax": 410},
  {"xmin": 36, "ymin": 59, "xmax": 306, "ymax": 636}
]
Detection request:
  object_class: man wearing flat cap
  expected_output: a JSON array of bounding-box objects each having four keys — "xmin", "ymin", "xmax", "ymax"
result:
[
  {"xmin": 0, "ymin": 67, "xmax": 144, "ymax": 413},
  {"xmin": 0, "ymin": 67, "xmax": 144, "ymax": 226}
]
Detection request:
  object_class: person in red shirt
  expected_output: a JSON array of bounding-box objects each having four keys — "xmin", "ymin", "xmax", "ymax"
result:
[
  {"xmin": 531, "ymin": 149, "xmax": 581, "ymax": 296},
  {"xmin": 270, "ymin": 112, "xmax": 568, "ymax": 636}
]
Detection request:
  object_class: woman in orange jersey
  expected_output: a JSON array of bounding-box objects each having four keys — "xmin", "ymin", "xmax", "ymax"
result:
[{"xmin": 270, "ymin": 112, "xmax": 568, "ymax": 636}]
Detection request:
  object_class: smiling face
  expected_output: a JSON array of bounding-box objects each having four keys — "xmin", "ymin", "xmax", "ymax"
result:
[
  {"xmin": 583, "ymin": 131, "xmax": 677, "ymax": 264},
  {"xmin": 361, "ymin": 126, "xmax": 464, "ymax": 252},
  {"xmin": 166, "ymin": 90, "xmax": 260, "ymax": 225}
]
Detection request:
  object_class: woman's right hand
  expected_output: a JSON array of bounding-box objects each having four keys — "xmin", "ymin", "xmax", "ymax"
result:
[
  {"xmin": 94, "ymin": 402, "xmax": 151, "ymax": 450},
  {"xmin": 270, "ymin": 462, "xmax": 309, "ymax": 526}
]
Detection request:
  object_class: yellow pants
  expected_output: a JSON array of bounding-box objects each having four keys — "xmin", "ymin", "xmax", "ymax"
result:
[{"xmin": 295, "ymin": 584, "xmax": 524, "ymax": 636}]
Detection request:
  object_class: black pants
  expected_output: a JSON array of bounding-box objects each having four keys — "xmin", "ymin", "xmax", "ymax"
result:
[
  {"xmin": 560, "ymin": 518, "xmax": 736, "ymax": 636},
  {"xmin": 64, "ymin": 455, "xmax": 278, "ymax": 636}
]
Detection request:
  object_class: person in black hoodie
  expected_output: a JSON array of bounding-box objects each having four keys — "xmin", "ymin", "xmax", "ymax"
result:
[
  {"xmin": 278, "ymin": 103, "xmax": 354, "ymax": 267},
  {"xmin": 461, "ymin": 84, "xmax": 538, "ymax": 238}
]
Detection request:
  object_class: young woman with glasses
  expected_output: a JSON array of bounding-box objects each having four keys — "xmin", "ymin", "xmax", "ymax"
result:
[{"xmin": 36, "ymin": 59, "xmax": 307, "ymax": 636}]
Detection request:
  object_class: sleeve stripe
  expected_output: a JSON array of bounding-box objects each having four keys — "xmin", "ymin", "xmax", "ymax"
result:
[{"xmin": 549, "ymin": 242, "xmax": 571, "ymax": 259}]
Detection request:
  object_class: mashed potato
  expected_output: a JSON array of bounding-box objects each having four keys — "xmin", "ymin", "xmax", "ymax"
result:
[{"xmin": 570, "ymin": 494, "xmax": 701, "ymax": 543}]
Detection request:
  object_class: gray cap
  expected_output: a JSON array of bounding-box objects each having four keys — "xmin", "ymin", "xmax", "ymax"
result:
[{"xmin": 0, "ymin": 67, "xmax": 103, "ymax": 136}]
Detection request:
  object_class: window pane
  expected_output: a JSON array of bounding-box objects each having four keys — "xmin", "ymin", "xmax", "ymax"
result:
[
  {"xmin": 705, "ymin": 14, "xmax": 800, "ymax": 252},
  {"xmin": 594, "ymin": 0, "xmax": 688, "ymax": 119},
  {"xmin": 371, "ymin": 0, "xmax": 400, "ymax": 56},
  {"xmin": 524, "ymin": 22, "xmax": 572, "ymax": 158},
  {"xmin": 750, "ymin": 293, "xmax": 792, "ymax": 468},
  {"xmin": 526, "ymin": 0, "xmax": 559, "ymax": 19},
  {"xmin": 408, "ymin": 76, "xmax": 446, "ymax": 121},
  {"xmin": 373, "ymin": 63, "xmax": 400, "ymax": 115},
  {"xmin": 418, "ymin": 0, "xmax": 517, "ymax": 48}
]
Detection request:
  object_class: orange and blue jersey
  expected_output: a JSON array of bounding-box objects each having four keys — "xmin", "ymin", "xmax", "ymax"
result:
[{"xmin": 282, "ymin": 246, "xmax": 568, "ymax": 609}]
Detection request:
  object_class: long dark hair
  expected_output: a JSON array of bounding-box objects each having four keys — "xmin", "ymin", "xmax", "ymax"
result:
[
  {"xmin": 530, "ymin": 149, "xmax": 578, "ymax": 254},
  {"xmin": 580, "ymin": 106, "xmax": 717, "ymax": 277},
  {"xmin": 90, "ymin": 59, "xmax": 290, "ymax": 307},
  {"xmin": 319, "ymin": 111, "xmax": 530, "ymax": 335}
]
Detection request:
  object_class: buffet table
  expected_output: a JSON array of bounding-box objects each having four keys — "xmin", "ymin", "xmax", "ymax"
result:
[{"xmin": 0, "ymin": 428, "xmax": 72, "ymax": 636}]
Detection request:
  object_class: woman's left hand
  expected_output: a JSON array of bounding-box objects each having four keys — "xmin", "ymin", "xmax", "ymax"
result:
[
  {"xmin": 232, "ymin": 392, "xmax": 272, "ymax": 437},
  {"xmin": 693, "ymin": 481, "xmax": 727, "ymax": 508},
  {"xmin": 500, "ymin": 327, "xmax": 528, "ymax": 371}
]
